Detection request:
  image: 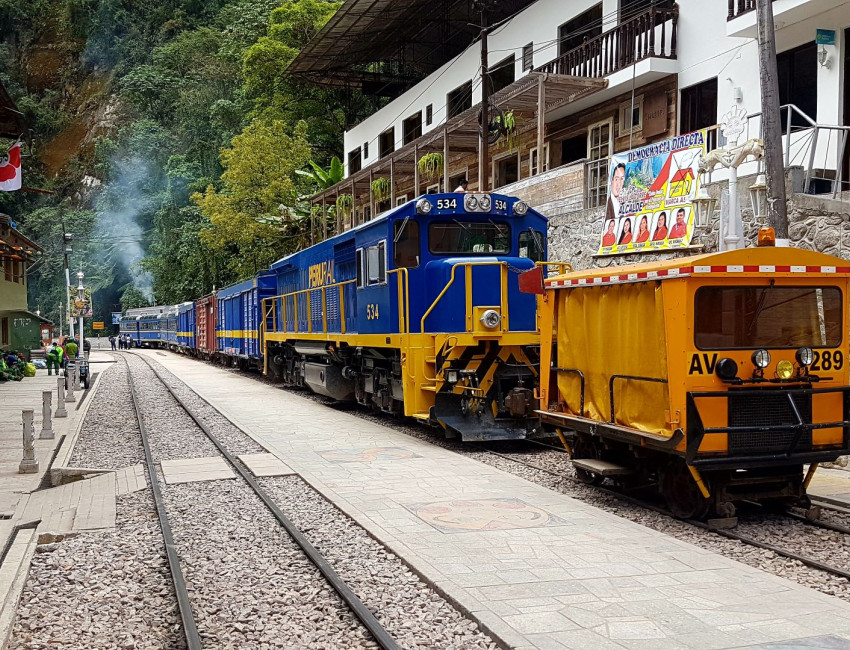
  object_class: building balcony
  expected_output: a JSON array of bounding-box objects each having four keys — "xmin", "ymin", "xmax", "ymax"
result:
[{"xmin": 726, "ymin": 0, "xmax": 844, "ymax": 38}]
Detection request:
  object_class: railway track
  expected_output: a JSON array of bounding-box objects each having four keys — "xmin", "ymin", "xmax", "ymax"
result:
[{"xmin": 124, "ymin": 352, "xmax": 402, "ymax": 650}]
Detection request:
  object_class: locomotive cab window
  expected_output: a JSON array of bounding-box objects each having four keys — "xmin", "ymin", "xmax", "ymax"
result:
[
  {"xmin": 393, "ymin": 219, "xmax": 420, "ymax": 268},
  {"xmin": 694, "ymin": 285, "xmax": 843, "ymax": 349},
  {"xmin": 518, "ymin": 229, "xmax": 545, "ymax": 262},
  {"xmin": 358, "ymin": 241, "xmax": 386, "ymax": 287},
  {"xmin": 429, "ymin": 221, "xmax": 510, "ymax": 255}
]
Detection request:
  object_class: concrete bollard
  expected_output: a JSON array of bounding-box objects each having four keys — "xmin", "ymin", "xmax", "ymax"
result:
[
  {"xmin": 55, "ymin": 378, "xmax": 68, "ymax": 418},
  {"xmin": 73, "ymin": 362, "xmax": 81, "ymax": 392},
  {"xmin": 65, "ymin": 368, "xmax": 76, "ymax": 403},
  {"xmin": 40, "ymin": 391, "xmax": 55, "ymax": 439},
  {"xmin": 19, "ymin": 410, "xmax": 39, "ymax": 474}
]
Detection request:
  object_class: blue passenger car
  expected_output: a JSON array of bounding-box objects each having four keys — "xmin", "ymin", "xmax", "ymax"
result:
[
  {"xmin": 216, "ymin": 271, "xmax": 276, "ymax": 368},
  {"xmin": 263, "ymin": 192, "xmax": 549, "ymax": 440},
  {"xmin": 177, "ymin": 301, "xmax": 196, "ymax": 352}
]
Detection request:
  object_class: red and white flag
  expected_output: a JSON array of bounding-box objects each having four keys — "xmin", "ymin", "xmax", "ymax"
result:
[{"xmin": 0, "ymin": 143, "xmax": 22, "ymax": 192}]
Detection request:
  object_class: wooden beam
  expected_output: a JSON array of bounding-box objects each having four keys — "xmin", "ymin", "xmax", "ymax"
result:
[
  {"xmin": 443, "ymin": 128, "xmax": 449, "ymax": 192},
  {"xmin": 537, "ymin": 74, "xmax": 545, "ymax": 176},
  {"xmin": 413, "ymin": 143, "xmax": 419, "ymax": 198}
]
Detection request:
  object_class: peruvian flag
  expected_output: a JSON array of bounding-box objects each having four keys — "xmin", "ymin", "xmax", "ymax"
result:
[{"xmin": 0, "ymin": 143, "xmax": 22, "ymax": 192}]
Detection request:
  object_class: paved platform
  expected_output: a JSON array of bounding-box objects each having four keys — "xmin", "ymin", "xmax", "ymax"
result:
[
  {"xmin": 808, "ymin": 467, "xmax": 850, "ymax": 503},
  {"xmin": 137, "ymin": 350, "xmax": 850, "ymax": 650}
]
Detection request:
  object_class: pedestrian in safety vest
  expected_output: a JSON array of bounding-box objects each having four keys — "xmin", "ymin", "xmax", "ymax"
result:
[{"xmin": 46, "ymin": 341, "xmax": 63, "ymax": 376}]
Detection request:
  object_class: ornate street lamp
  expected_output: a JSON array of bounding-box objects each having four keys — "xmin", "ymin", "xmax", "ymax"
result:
[
  {"xmin": 693, "ymin": 186, "xmax": 718, "ymax": 227},
  {"xmin": 749, "ymin": 173, "xmax": 767, "ymax": 218}
]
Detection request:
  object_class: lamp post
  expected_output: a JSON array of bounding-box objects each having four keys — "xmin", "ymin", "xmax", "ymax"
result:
[
  {"xmin": 76, "ymin": 270, "xmax": 85, "ymax": 359},
  {"xmin": 749, "ymin": 173, "xmax": 768, "ymax": 219},
  {"xmin": 693, "ymin": 186, "xmax": 718, "ymax": 228}
]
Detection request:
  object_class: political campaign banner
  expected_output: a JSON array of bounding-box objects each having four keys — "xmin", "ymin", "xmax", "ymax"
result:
[
  {"xmin": 598, "ymin": 130, "xmax": 707, "ymax": 256},
  {"xmin": 70, "ymin": 287, "xmax": 93, "ymax": 318}
]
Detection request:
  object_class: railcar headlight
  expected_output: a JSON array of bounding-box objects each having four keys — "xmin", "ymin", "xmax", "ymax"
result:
[
  {"xmin": 776, "ymin": 360, "xmax": 794, "ymax": 380},
  {"xmin": 751, "ymin": 348, "xmax": 771, "ymax": 369},
  {"xmin": 416, "ymin": 198, "xmax": 433, "ymax": 214},
  {"xmin": 480, "ymin": 309, "xmax": 501, "ymax": 329},
  {"xmin": 464, "ymin": 194, "xmax": 479, "ymax": 211},
  {"xmin": 513, "ymin": 201, "xmax": 529, "ymax": 216},
  {"xmin": 796, "ymin": 346, "xmax": 814, "ymax": 367},
  {"xmin": 478, "ymin": 194, "xmax": 492, "ymax": 211},
  {"xmin": 716, "ymin": 358, "xmax": 739, "ymax": 381},
  {"xmin": 445, "ymin": 368, "xmax": 459, "ymax": 384}
]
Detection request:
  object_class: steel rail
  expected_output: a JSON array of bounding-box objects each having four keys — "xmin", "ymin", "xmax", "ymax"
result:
[
  {"xmin": 128, "ymin": 352, "xmax": 401, "ymax": 650},
  {"xmin": 482, "ymin": 442, "xmax": 850, "ymax": 583},
  {"xmin": 124, "ymin": 358, "xmax": 202, "ymax": 650}
]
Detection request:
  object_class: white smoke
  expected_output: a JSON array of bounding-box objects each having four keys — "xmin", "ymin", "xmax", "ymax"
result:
[{"xmin": 94, "ymin": 155, "xmax": 155, "ymax": 301}]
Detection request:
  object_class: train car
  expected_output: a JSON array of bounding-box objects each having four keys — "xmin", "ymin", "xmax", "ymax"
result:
[
  {"xmin": 532, "ymin": 245, "xmax": 850, "ymax": 520},
  {"xmin": 263, "ymin": 192, "xmax": 552, "ymax": 441},
  {"xmin": 121, "ymin": 306, "xmax": 165, "ymax": 347},
  {"xmin": 176, "ymin": 301, "xmax": 196, "ymax": 352},
  {"xmin": 162, "ymin": 305, "xmax": 179, "ymax": 349},
  {"xmin": 195, "ymin": 293, "xmax": 217, "ymax": 359},
  {"xmin": 216, "ymin": 271, "xmax": 276, "ymax": 369}
]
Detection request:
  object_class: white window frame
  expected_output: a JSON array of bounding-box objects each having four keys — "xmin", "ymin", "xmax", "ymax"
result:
[
  {"xmin": 426, "ymin": 183, "xmax": 440, "ymax": 194},
  {"xmin": 395, "ymin": 194, "xmax": 409, "ymax": 206},
  {"xmin": 529, "ymin": 144, "xmax": 550, "ymax": 176},
  {"xmin": 587, "ymin": 118, "xmax": 614, "ymax": 208},
  {"xmin": 618, "ymin": 95, "xmax": 644, "ymax": 135},
  {"xmin": 492, "ymin": 151, "xmax": 521, "ymax": 190},
  {"xmin": 360, "ymin": 240, "xmax": 388, "ymax": 287},
  {"xmin": 449, "ymin": 167, "xmax": 469, "ymax": 192}
]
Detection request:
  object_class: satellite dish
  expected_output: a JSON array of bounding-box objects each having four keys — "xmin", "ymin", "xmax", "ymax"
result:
[{"xmin": 478, "ymin": 103, "xmax": 506, "ymax": 145}]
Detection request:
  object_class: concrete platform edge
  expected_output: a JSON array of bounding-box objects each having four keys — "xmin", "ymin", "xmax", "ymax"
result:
[{"xmin": 0, "ymin": 528, "xmax": 38, "ymax": 650}]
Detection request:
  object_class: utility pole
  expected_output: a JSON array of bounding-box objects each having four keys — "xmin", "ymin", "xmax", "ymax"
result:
[
  {"xmin": 61, "ymin": 222, "xmax": 74, "ymax": 339},
  {"xmin": 755, "ymin": 0, "xmax": 789, "ymax": 240},
  {"xmin": 478, "ymin": 1, "xmax": 489, "ymax": 191}
]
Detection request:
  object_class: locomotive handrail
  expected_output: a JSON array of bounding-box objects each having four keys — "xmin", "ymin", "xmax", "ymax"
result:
[
  {"xmin": 264, "ymin": 280, "xmax": 356, "ymax": 337},
  {"xmin": 536, "ymin": 261, "xmax": 574, "ymax": 276},
  {"xmin": 386, "ymin": 268, "xmax": 410, "ymax": 334},
  {"xmin": 420, "ymin": 261, "xmax": 507, "ymax": 334},
  {"xmin": 609, "ymin": 374, "xmax": 669, "ymax": 424}
]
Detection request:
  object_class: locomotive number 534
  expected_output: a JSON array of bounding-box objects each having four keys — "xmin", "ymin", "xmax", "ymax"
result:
[{"xmin": 366, "ymin": 303, "xmax": 380, "ymax": 320}]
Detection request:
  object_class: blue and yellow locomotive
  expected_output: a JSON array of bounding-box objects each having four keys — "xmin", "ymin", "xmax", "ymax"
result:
[{"xmin": 262, "ymin": 192, "xmax": 549, "ymax": 440}]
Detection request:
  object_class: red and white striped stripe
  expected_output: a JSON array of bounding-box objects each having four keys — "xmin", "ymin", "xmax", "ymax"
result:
[{"xmin": 544, "ymin": 265, "xmax": 850, "ymax": 288}]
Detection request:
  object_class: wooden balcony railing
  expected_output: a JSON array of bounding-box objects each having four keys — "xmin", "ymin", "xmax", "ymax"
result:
[
  {"xmin": 728, "ymin": 0, "xmax": 773, "ymax": 20},
  {"xmin": 537, "ymin": 6, "xmax": 678, "ymax": 79}
]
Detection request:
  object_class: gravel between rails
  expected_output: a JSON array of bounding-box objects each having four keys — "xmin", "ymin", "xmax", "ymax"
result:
[
  {"xmin": 9, "ymin": 490, "xmax": 184, "ymax": 650},
  {"xmin": 130, "ymin": 353, "xmax": 498, "ymax": 649}
]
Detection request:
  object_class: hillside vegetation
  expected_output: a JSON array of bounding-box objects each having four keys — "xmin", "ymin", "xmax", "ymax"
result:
[{"xmin": 0, "ymin": 0, "xmax": 370, "ymax": 328}]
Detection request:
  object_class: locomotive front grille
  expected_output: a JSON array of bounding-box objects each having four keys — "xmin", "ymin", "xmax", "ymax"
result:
[{"xmin": 727, "ymin": 392, "xmax": 813, "ymax": 454}]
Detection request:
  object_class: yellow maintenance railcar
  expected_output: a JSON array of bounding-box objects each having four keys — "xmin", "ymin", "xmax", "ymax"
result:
[{"xmin": 534, "ymin": 246, "xmax": 850, "ymax": 520}]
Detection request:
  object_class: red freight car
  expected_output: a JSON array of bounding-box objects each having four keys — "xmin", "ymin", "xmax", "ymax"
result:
[{"xmin": 195, "ymin": 293, "xmax": 217, "ymax": 358}]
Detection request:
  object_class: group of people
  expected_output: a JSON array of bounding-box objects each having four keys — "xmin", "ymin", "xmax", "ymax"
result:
[
  {"xmin": 108, "ymin": 334, "xmax": 133, "ymax": 350},
  {"xmin": 45, "ymin": 336, "xmax": 90, "ymax": 376},
  {"xmin": 0, "ymin": 351, "xmax": 29, "ymax": 382}
]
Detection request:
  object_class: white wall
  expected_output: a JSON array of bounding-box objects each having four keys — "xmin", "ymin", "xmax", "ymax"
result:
[{"xmin": 343, "ymin": 0, "xmax": 850, "ymax": 179}]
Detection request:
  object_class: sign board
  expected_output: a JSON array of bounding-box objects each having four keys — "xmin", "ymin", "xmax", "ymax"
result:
[
  {"xmin": 111, "ymin": 311, "xmax": 122, "ymax": 325},
  {"xmin": 816, "ymin": 29, "xmax": 836, "ymax": 45},
  {"xmin": 598, "ymin": 130, "xmax": 707, "ymax": 256},
  {"xmin": 642, "ymin": 92, "xmax": 668, "ymax": 138},
  {"xmin": 69, "ymin": 287, "xmax": 93, "ymax": 318},
  {"xmin": 92, "ymin": 322, "xmax": 105, "ymax": 330}
]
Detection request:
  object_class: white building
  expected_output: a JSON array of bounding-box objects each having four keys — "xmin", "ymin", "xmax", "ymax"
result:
[{"xmin": 289, "ymin": 0, "xmax": 849, "ymax": 232}]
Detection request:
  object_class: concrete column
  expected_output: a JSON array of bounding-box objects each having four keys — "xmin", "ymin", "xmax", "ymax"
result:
[
  {"xmin": 73, "ymin": 362, "xmax": 81, "ymax": 392},
  {"xmin": 55, "ymin": 378, "xmax": 68, "ymax": 418},
  {"xmin": 65, "ymin": 369, "xmax": 76, "ymax": 403},
  {"xmin": 40, "ymin": 391, "xmax": 54, "ymax": 439},
  {"xmin": 19, "ymin": 410, "xmax": 38, "ymax": 474}
]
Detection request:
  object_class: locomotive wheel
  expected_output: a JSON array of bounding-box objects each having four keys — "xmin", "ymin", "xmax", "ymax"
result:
[
  {"xmin": 571, "ymin": 435, "xmax": 604, "ymax": 486},
  {"xmin": 661, "ymin": 460, "xmax": 711, "ymax": 520}
]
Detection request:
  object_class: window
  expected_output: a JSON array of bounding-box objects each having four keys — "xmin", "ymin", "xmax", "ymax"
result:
[
  {"xmin": 586, "ymin": 119, "xmax": 613, "ymax": 208},
  {"xmin": 777, "ymin": 42, "xmax": 818, "ymax": 131},
  {"xmin": 364, "ymin": 241, "xmax": 386, "ymax": 285},
  {"xmin": 393, "ymin": 219, "xmax": 420, "ymax": 268},
  {"xmin": 447, "ymin": 82, "xmax": 472, "ymax": 119},
  {"xmin": 0, "ymin": 317, "xmax": 7, "ymax": 346},
  {"xmin": 522, "ymin": 43, "xmax": 534, "ymax": 72},
  {"xmin": 348, "ymin": 148, "xmax": 362, "ymax": 174},
  {"xmin": 518, "ymin": 229, "xmax": 545, "ymax": 262},
  {"xmin": 491, "ymin": 55, "xmax": 515, "ymax": 94},
  {"xmin": 495, "ymin": 154, "xmax": 519, "ymax": 187},
  {"xmin": 530, "ymin": 144, "xmax": 549, "ymax": 176},
  {"xmin": 449, "ymin": 171, "xmax": 468, "ymax": 192},
  {"xmin": 379, "ymin": 128, "xmax": 395, "ymax": 158},
  {"xmin": 356, "ymin": 249, "xmax": 363, "ymax": 288},
  {"xmin": 560, "ymin": 135, "xmax": 586, "ymax": 166},
  {"xmin": 694, "ymin": 286, "xmax": 843, "ymax": 350},
  {"xmin": 363, "ymin": 141, "xmax": 369, "ymax": 158},
  {"xmin": 403, "ymin": 112, "xmax": 422, "ymax": 145},
  {"xmin": 426, "ymin": 104, "xmax": 433, "ymax": 126},
  {"xmin": 618, "ymin": 95, "xmax": 643, "ymax": 135},
  {"xmin": 426, "ymin": 183, "xmax": 440, "ymax": 194},
  {"xmin": 429, "ymin": 222, "xmax": 510, "ymax": 254},
  {"xmin": 3, "ymin": 259, "xmax": 10, "ymax": 282},
  {"xmin": 558, "ymin": 4, "xmax": 602, "ymax": 56},
  {"xmin": 681, "ymin": 78, "xmax": 718, "ymax": 134},
  {"xmin": 395, "ymin": 194, "xmax": 409, "ymax": 206}
]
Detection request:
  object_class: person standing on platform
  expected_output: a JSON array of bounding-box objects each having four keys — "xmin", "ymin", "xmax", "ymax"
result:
[
  {"xmin": 46, "ymin": 341, "xmax": 62, "ymax": 376},
  {"xmin": 65, "ymin": 337, "xmax": 79, "ymax": 361},
  {"xmin": 109, "ymin": 335, "xmax": 116, "ymax": 350}
]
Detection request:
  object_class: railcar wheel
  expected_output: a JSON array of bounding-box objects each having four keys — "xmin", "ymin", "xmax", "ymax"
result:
[
  {"xmin": 571, "ymin": 435, "xmax": 604, "ymax": 486},
  {"xmin": 661, "ymin": 461, "xmax": 711, "ymax": 520}
]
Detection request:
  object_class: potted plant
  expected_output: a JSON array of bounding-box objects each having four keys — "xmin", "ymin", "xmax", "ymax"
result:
[
  {"xmin": 335, "ymin": 193, "xmax": 353, "ymax": 218},
  {"xmin": 417, "ymin": 152, "xmax": 444, "ymax": 184},
  {"xmin": 371, "ymin": 177, "xmax": 390, "ymax": 203}
]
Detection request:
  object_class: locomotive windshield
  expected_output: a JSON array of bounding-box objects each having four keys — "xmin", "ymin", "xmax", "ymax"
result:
[
  {"xmin": 694, "ymin": 285, "xmax": 843, "ymax": 349},
  {"xmin": 429, "ymin": 221, "xmax": 510, "ymax": 254}
]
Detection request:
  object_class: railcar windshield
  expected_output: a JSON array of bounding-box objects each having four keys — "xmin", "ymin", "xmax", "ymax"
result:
[
  {"xmin": 429, "ymin": 221, "xmax": 510, "ymax": 255},
  {"xmin": 694, "ymin": 285, "xmax": 843, "ymax": 349}
]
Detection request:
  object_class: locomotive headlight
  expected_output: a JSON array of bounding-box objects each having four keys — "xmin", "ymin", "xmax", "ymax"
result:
[
  {"xmin": 416, "ymin": 198, "xmax": 433, "ymax": 214},
  {"xmin": 464, "ymin": 194, "xmax": 479, "ymax": 211},
  {"xmin": 478, "ymin": 194, "xmax": 492, "ymax": 211},
  {"xmin": 776, "ymin": 360, "xmax": 795, "ymax": 380},
  {"xmin": 480, "ymin": 309, "xmax": 501, "ymax": 329},
  {"xmin": 445, "ymin": 368, "xmax": 459, "ymax": 384},
  {"xmin": 715, "ymin": 358, "xmax": 739, "ymax": 381},
  {"xmin": 751, "ymin": 348, "xmax": 771, "ymax": 369},
  {"xmin": 513, "ymin": 201, "xmax": 529, "ymax": 216},
  {"xmin": 796, "ymin": 346, "xmax": 814, "ymax": 367}
]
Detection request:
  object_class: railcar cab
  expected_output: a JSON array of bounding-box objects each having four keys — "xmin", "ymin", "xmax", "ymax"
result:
[{"xmin": 535, "ymin": 246, "xmax": 850, "ymax": 520}]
